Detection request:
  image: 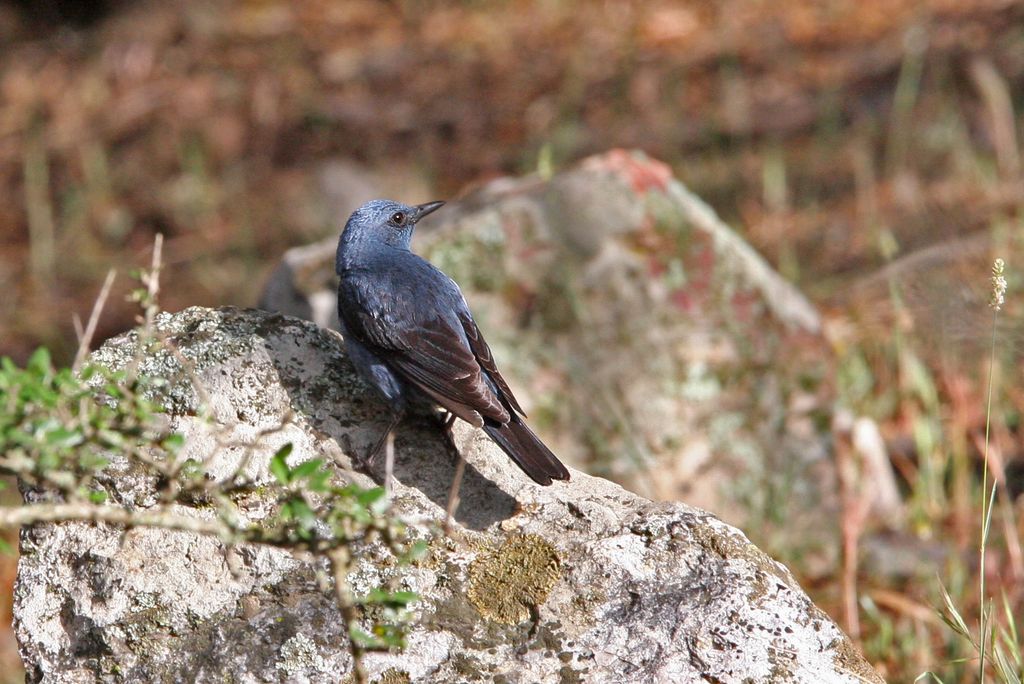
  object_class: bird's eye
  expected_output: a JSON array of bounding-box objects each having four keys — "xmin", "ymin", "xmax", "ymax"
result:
[{"xmin": 390, "ymin": 211, "xmax": 407, "ymax": 226}]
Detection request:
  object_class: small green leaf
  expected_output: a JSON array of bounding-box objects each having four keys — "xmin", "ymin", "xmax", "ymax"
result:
[
  {"xmin": 370, "ymin": 623, "xmax": 407, "ymax": 648},
  {"xmin": 349, "ymin": 624, "xmax": 405, "ymax": 650},
  {"xmin": 37, "ymin": 450, "xmax": 63, "ymax": 471},
  {"xmin": 103, "ymin": 383, "xmax": 126, "ymax": 400},
  {"xmin": 44, "ymin": 426, "xmax": 84, "ymax": 449},
  {"xmin": 278, "ymin": 497, "xmax": 313, "ymax": 524},
  {"xmin": 269, "ymin": 443, "xmax": 294, "ymax": 485},
  {"xmin": 938, "ymin": 582, "xmax": 972, "ymax": 641},
  {"xmin": 26, "ymin": 348, "xmax": 52, "ymax": 379},
  {"xmin": 360, "ymin": 589, "xmax": 418, "ymax": 608},
  {"xmin": 162, "ymin": 433, "xmax": 185, "ymax": 452},
  {"xmin": 403, "ymin": 540, "xmax": 429, "ymax": 563},
  {"xmin": 180, "ymin": 459, "xmax": 203, "ymax": 480},
  {"xmin": 80, "ymin": 453, "xmax": 110, "ymax": 471},
  {"xmin": 290, "ymin": 458, "xmax": 324, "ymax": 481},
  {"xmin": 349, "ymin": 626, "xmax": 381, "ymax": 648},
  {"xmin": 88, "ymin": 489, "xmax": 108, "ymax": 504},
  {"xmin": 354, "ymin": 487, "xmax": 386, "ymax": 509},
  {"xmin": 307, "ymin": 469, "xmax": 332, "ymax": 493},
  {"xmin": 280, "ymin": 497, "xmax": 316, "ymax": 539},
  {"xmin": 97, "ymin": 428, "xmax": 126, "ymax": 448},
  {"xmin": 289, "ymin": 498, "xmax": 315, "ymax": 528}
]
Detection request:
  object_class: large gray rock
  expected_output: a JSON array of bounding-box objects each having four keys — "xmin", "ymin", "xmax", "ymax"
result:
[{"xmin": 15, "ymin": 307, "xmax": 879, "ymax": 683}]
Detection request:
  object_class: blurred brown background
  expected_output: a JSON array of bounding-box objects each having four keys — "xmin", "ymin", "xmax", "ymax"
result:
[{"xmin": 2, "ymin": 0, "xmax": 1023, "ymax": 681}]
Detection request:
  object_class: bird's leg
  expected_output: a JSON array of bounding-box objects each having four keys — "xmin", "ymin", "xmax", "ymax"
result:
[
  {"xmin": 432, "ymin": 410, "xmax": 457, "ymax": 432},
  {"xmin": 383, "ymin": 430, "xmax": 395, "ymax": 496},
  {"xmin": 443, "ymin": 450, "xmax": 466, "ymax": 536},
  {"xmin": 439, "ymin": 410, "xmax": 467, "ymax": 534},
  {"xmin": 350, "ymin": 412, "xmax": 403, "ymax": 474},
  {"xmin": 433, "ymin": 410, "xmax": 460, "ymax": 462}
]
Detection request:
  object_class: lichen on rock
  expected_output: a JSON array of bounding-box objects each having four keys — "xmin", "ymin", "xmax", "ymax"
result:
[{"xmin": 467, "ymin": 534, "xmax": 561, "ymax": 624}]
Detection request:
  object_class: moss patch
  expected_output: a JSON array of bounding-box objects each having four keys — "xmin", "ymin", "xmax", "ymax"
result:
[
  {"xmin": 690, "ymin": 521, "xmax": 790, "ymax": 583},
  {"xmin": 467, "ymin": 534, "xmax": 561, "ymax": 624},
  {"xmin": 830, "ymin": 634, "xmax": 884, "ymax": 683}
]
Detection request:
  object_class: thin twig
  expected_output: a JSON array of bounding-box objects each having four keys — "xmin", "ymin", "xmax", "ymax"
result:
[
  {"xmin": 0, "ymin": 502, "xmax": 234, "ymax": 540},
  {"xmin": 978, "ymin": 256, "xmax": 1006, "ymax": 681},
  {"xmin": 969, "ymin": 57, "xmax": 1021, "ymax": 181},
  {"xmin": 72, "ymin": 314, "xmax": 84, "ymax": 347},
  {"xmin": 444, "ymin": 453, "xmax": 466, "ymax": 536},
  {"xmin": 73, "ymin": 269, "xmax": 117, "ymax": 372},
  {"xmin": 970, "ymin": 432, "xmax": 1024, "ymax": 583},
  {"xmin": 144, "ymin": 233, "xmax": 164, "ymax": 335},
  {"xmin": 384, "ymin": 431, "xmax": 395, "ymax": 496},
  {"xmin": 126, "ymin": 234, "xmax": 164, "ymax": 385},
  {"xmin": 219, "ymin": 412, "xmax": 296, "ymax": 490},
  {"xmin": 24, "ymin": 123, "xmax": 55, "ymax": 288},
  {"xmin": 835, "ymin": 420, "xmax": 867, "ymax": 642},
  {"xmin": 328, "ymin": 547, "xmax": 368, "ymax": 684}
]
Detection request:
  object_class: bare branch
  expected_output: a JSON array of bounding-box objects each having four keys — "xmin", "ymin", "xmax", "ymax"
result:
[
  {"xmin": 444, "ymin": 453, "xmax": 465, "ymax": 536},
  {"xmin": 0, "ymin": 502, "xmax": 235, "ymax": 541},
  {"xmin": 143, "ymin": 233, "xmax": 164, "ymax": 335},
  {"xmin": 328, "ymin": 547, "xmax": 368, "ymax": 684},
  {"xmin": 73, "ymin": 269, "xmax": 117, "ymax": 372}
]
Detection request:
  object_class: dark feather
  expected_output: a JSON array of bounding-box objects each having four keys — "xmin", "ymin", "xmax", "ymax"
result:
[
  {"xmin": 459, "ymin": 312, "xmax": 526, "ymax": 416},
  {"xmin": 483, "ymin": 418, "xmax": 571, "ymax": 485}
]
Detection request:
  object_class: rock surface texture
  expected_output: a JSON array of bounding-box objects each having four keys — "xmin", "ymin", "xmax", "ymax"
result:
[{"xmin": 15, "ymin": 307, "xmax": 880, "ymax": 683}]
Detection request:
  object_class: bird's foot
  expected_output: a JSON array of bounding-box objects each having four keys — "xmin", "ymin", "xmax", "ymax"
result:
[
  {"xmin": 433, "ymin": 411, "xmax": 460, "ymax": 461},
  {"xmin": 432, "ymin": 410, "xmax": 457, "ymax": 431},
  {"xmin": 383, "ymin": 430, "xmax": 395, "ymax": 496},
  {"xmin": 339, "ymin": 433, "xmax": 376, "ymax": 474}
]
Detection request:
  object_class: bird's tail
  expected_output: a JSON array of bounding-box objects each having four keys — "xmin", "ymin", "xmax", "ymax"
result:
[{"xmin": 482, "ymin": 418, "xmax": 571, "ymax": 486}]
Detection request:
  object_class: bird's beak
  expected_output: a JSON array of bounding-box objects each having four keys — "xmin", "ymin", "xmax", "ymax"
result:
[{"xmin": 413, "ymin": 200, "xmax": 445, "ymax": 222}]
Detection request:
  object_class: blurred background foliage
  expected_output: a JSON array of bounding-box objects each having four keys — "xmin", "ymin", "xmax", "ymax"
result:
[{"xmin": 1, "ymin": 0, "xmax": 1023, "ymax": 681}]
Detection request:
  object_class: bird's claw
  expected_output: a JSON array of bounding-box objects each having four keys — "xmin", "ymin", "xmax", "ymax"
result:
[{"xmin": 339, "ymin": 433, "xmax": 375, "ymax": 473}]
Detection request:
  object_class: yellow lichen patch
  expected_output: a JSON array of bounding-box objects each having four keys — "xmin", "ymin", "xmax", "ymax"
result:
[
  {"xmin": 375, "ymin": 668, "xmax": 411, "ymax": 684},
  {"xmin": 466, "ymin": 534, "xmax": 562, "ymax": 624}
]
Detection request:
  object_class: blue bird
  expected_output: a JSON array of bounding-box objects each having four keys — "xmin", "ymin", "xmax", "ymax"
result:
[{"xmin": 335, "ymin": 199, "xmax": 571, "ymax": 486}]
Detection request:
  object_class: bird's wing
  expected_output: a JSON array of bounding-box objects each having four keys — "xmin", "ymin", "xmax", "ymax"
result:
[
  {"xmin": 457, "ymin": 311, "xmax": 526, "ymax": 417},
  {"xmin": 338, "ymin": 273, "xmax": 510, "ymax": 426}
]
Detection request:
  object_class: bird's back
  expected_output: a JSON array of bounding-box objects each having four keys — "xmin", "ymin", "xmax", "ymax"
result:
[{"xmin": 339, "ymin": 248, "xmax": 468, "ymax": 331}]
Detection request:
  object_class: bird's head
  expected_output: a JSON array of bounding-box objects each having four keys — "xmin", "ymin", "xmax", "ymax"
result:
[{"xmin": 339, "ymin": 199, "xmax": 446, "ymax": 252}]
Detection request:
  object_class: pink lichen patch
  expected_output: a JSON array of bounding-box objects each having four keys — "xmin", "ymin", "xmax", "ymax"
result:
[
  {"xmin": 670, "ymin": 287, "xmax": 700, "ymax": 314},
  {"xmin": 667, "ymin": 247, "xmax": 717, "ymax": 314},
  {"xmin": 583, "ymin": 149, "xmax": 673, "ymax": 195},
  {"xmin": 689, "ymin": 243, "xmax": 718, "ymax": 282},
  {"xmin": 729, "ymin": 288, "xmax": 762, "ymax": 325},
  {"xmin": 633, "ymin": 231, "xmax": 676, "ymax": 276},
  {"xmin": 515, "ymin": 241, "xmax": 557, "ymax": 263},
  {"xmin": 646, "ymin": 254, "xmax": 668, "ymax": 278}
]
